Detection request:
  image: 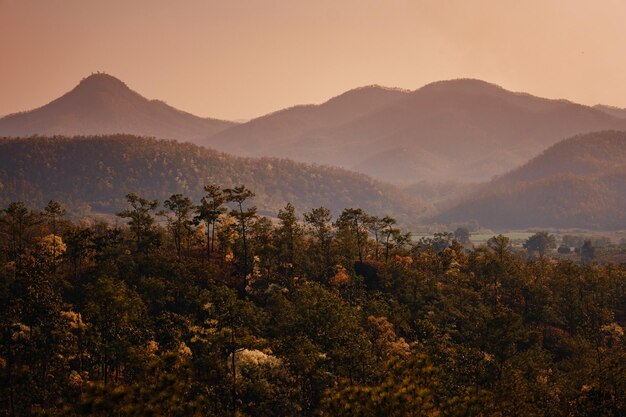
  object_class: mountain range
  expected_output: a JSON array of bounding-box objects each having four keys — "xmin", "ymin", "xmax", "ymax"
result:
[
  {"xmin": 4, "ymin": 74, "xmax": 626, "ymax": 185},
  {"xmin": 204, "ymin": 79, "xmax": 626, "ymax": 183},
  {"xmin": 1, "ymin": 73, "xmax": 626, "ymax": 230},
  {"xmin": 434, "ymin": 131, "xmax": 626, "ymax": 230}
]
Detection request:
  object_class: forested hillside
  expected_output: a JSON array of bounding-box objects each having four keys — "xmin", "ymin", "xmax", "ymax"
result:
[
  {"xmin": 1, "ymin": 194, "xmax": 625, "ymax": 416},
  {"xmin": 5, "ymin": 74, "xmax": 625, "ymax": 186},
  {"xmin": 0, "ymin": 135, "xmax": 424, "ymax": 221},
  {"xmin": 0, "ymin": 74, "xmax": 236, "ymax": 143},
  {"xmin": 435, "ymin": 131, "xmax": 626, "ymax": 229}
]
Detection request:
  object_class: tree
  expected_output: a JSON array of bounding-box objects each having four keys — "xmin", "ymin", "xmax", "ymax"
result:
[
  {"xmin": 304, "ymin": 207, "xmax": 334, "ymax": 281},
  {"xmin": 0, "ymin": 202, "xmax": 39, "ymax": 267},
  {"xmin": 320, "ymin": 353, "xmax": 482, "ymax": 417},
  {"xmin": 379, "ymin": 216, "xmax": 399, "ymax": 263},
  {"xmin": 117, "ymin": 193, "xmax": 160, "ymax": 254},
  {"xmin": 275, "ymin": 203, "xmax": 304, "ymax": 270},
  {"xmin": 416, "ymin": 232, "xmax": 454, "ymax": 254},
  {"xmin": 454, "ymin": 226, "xmax": 471, "ymax": 245},
  {"xmin": 364, "ymin": 215, "xmax": 384, "ymax": 261},
  {"xmin": 557, "ymin": 245, "xmax": 571, "ymax": 254},
  {"xmin": 162, "ymin": 194, "xmax": 194, "ymax": 259},
  {"xmin": 64, "ymin": 226, "xmax": 95, "ymax": 279},
  {"xmin": 336, "ymin": 208, "xmax": 367, "ymax": 263},
  {"xmin": 83, "ymin": 276, "xmax": 148, "ymax": 385},
  {"xmin": 581, "ymin": 240, "xmax": 595, "ymax": 265},
  {"xmin": 523, "ymin": 232, "xmax": 556, "ymax": 257},
  {"xmin": 224, "ymin": 186, "xmax": 256, "ymax": 284},
  {"xmin": 194, "ymin": 184, "xmax": 227, "ymax": 261},
  {"xmin": 43, "ymin": 200, "xmax": 66, "ymax": 272},
  {"xmin": 488, "ymin": 234, "xmax": 511, "ymax": 260}
]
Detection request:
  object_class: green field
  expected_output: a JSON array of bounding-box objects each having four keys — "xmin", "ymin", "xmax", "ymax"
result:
[
  {"xmin": 413, "ymin": 230, "xmax": 626, "ymax": 246},
  {"xmin": 470, "ymin": 231, "xmax": 535, "ymax": 244}
]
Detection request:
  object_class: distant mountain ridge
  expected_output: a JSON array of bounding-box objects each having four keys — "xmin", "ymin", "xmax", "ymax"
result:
[
  {"xmin": 3, "ymin": 74, "xmax": 626, "ymax": 187},
  {"xmin": 204, "ymin": 79, "xmax": 626, "ymax": 184},
  {"xmin": 594, "ymin": 104, "xmax": 626, "ymax": 119},
  {"xmin": 203, "ymin": 85, "xmax": 410, "ymax": 155},
  {"xmin": 0, "ymin": 73, "xmax": 236, "ymax": 143},
  {"xmin": 433, "ymin": 131, "xmax": 626, "ymax": 230}
]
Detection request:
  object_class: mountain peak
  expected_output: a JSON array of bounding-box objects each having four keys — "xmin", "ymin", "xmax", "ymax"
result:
[
  {"xmin": 419, "ymin": 78, "xmax": 506, "ymax": 94},
  {"xmin": 73, "ymin": 72, "xmax": 131, "ymax": 94},
  {"xmin": 323, "ymin": 84, "xmax": 409, "ymax": 106},
  {"xmin": 0, "ymin": 72, "xmax": 235, "ymax": 142}
]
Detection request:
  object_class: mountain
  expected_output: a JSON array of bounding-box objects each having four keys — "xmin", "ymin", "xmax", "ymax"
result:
[
  {"xmin": 203, "ymin": 85, "xmax": 409, "ymax": 155},
  {"xmin": 204, "ymin": 79, "xmax": 626, "ymax": 184},
  {"xmin": 433, "ymin": 131, "xmax": 626, "ymax": 230},
  {"xmin": 0, "ymin": 135, "xmax": 426, "ymax": 222},
  {"xmin": 0, "ymin": 73, "xmax": 236, "ymax": 143},
  {"xmin": 594, "ymin": 104, "xmax": 626, "ymax": 119}
]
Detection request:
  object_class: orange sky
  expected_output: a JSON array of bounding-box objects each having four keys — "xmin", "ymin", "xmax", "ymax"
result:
[{"xmin": 1, "ymin": 0, "xmax": 625, "ymax": 120}]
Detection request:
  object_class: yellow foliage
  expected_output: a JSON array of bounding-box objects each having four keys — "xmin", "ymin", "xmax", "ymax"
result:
[{"xmin": 331, "ymin": 265, "xmax": 350, "ymax": 286}]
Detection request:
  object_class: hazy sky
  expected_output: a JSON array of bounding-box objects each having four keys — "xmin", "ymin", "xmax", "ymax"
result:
[{"xmin": 1, "ymin": 0, "xmax": 626, "ymax": 120}]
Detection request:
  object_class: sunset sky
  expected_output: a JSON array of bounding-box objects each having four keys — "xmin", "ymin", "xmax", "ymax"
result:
[{"xmin": 1, "ymin": 0, "xmax": 625, "ymax": 120}]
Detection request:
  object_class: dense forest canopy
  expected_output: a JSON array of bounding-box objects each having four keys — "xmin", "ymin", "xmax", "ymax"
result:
[
  {"xmin": 3, "ymin": 131, "xmax": 626, "ymax": 231},
  {"xmin": 0, "ymin": 135, "xmax": 424, "ymax": 222},
  {"xmin": 1, "ymin": 190, "xmax": 625, "ymax": 416}
]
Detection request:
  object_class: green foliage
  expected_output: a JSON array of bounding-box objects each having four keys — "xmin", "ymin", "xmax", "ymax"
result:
[
  {"xmin": 0, "ymin": 135, "xmax": 421, "ymax": 222},
  {"xmin": 524, "ymin": 231, "xmax": 557, "ymax": 257},
  {"xmin": 0, "ymin": 191, "xmax": 625, "ymax": 416}
]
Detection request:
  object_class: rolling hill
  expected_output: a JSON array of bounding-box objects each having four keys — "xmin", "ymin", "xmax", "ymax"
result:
[
  {"xmin": 433, "ymin": 131, "xmax": 626, "ymax": 230},
  {"xmin": 204, "ymin": 79, "xmax": 626, "ymax": 184},
  {"xmin": 0, "ymin": 73, "xmax": 236, "ymax": 143},
  {"xmin": 202, "ymin": 85, "xmax": 410, "ymax": 155},
  {"xmin": 0, "ymin": 135, "xmax": 426, "ymax": 222}
]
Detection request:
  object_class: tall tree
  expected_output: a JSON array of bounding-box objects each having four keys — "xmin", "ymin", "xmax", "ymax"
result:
[
  {"xmin": 336, "ymin": 208, "xmax": 367, "ymax": 263},
  {"xmin": 304, "ymin": 207, "xmax": 334, "ymax": 280},
  {"xmin": 117, "ymin": 193, "xmax": 159, "ymax": 255},
  {"xmin": 275, "ymin": 203, "xmax": 303, "ymax": 270},
  {"xmin": 0, "ymin": 202, "xmax": 39, "ymax": 268},
  {"xmin": 379, "ymin": 216, "xmax": 399, "ymax": 263},
  {"xmin": 580, "ymin": 240, "xmax": 596, "ymax": 265},
  {"xmin": 194, "ymin": 184, "xmax": 227, "ymax": 261},
  {"xmin": 43, "ymin": 200, "xmax": 66, "ymax": 272},
  {"xmin": 162, "ymin": 194, "xmax": 194, "ymax": 259},
  {"xmin": 364, "ymin": 215, "xmax": 384, "ymax": 261},
  {"xmin": 224, "ymin": 186, "xmax": 256, "ymax": 283}
]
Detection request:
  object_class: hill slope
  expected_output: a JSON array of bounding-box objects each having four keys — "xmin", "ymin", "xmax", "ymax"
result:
[
  {"xmin": 0, "ymin": 74, "xmax": 235, "ymax": 143},
  {"xmin": 204, "ymin": 79, "xmax": 626, "ymax": 184},
  {"xmin": 433, "ymin": 131, "xmax": 626, "ymax": 230},
  {"xmin": 0, "ymin": 135, "xmax": 425, "ymax": 222},
  {"xmin": 203, "ymin": 85, "xmax": 409, "ymax": 155}
]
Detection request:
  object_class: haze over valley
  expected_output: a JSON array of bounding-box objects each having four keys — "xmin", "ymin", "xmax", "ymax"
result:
[{"xmin": 2, "ymin": 73, "xmax": 625, "ymax": 231}]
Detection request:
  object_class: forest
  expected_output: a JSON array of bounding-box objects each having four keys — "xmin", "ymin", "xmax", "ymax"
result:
[
  {"xmin": 0, "ymin": 135, "xmax": 422, "ymax": 223},
  {"xmin": 1, "ymin": 186, "xmax": 625, "ymax": 417},
  {"xmin": 434, "ymin": 131, "xmax": 626, "ymax": 230}
]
